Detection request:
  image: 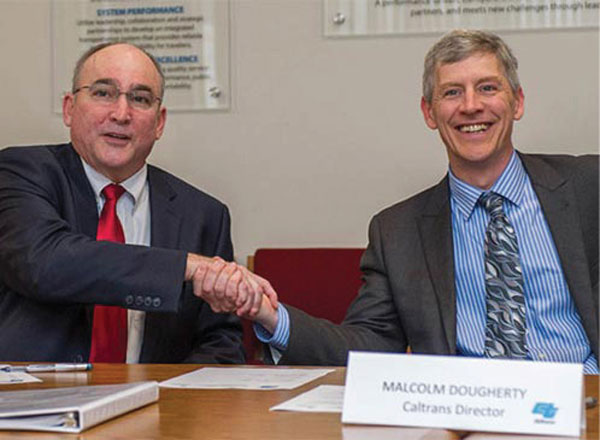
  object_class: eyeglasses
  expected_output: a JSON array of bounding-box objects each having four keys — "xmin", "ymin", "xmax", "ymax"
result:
[{"xmin": 73, "ymin": 82, "xmax": 161, "ymax": 110}]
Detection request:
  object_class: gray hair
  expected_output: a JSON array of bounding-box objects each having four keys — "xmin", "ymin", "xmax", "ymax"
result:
[
  {"xmin": 71, "ymin": 42, "xmax": 165, "ymax": 99},
  {"xmin": 422, "ymin": 29, "xmax": 520, "ymax": 104}
]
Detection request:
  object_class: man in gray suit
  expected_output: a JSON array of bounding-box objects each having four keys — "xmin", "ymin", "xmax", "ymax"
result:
[{"xmin": 200, "ymin": 30, "xmax": 598, "ymax": 373}]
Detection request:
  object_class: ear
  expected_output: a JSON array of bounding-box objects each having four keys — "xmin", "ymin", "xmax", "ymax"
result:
[
  {"xmin": 62, "ymin": 93, "xmax": 74, "ymax": 127},
  {"xmin": 421, "ymin": 96, "xmax": 438, "ymax": 130},
  {"xmin": 154, "ymin": 107, "xmax": 167, "ymax": 140},
  {"xmin": 512, "ymin": 87, "xmax": 525, "ymax": 121}
]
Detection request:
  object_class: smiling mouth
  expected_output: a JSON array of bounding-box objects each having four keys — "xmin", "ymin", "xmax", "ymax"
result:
[
  {"xmin": 457, "ymin": 123, "xmax": 490, "ymax": 133},
  {"xmin": 104, "ymin": 133, "xmax": 131, "ymax": 140}
]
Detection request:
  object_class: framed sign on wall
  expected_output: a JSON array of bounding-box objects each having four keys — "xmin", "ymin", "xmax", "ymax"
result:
[
  {"xmin": 52, "ymin": 0, "xmax": 230, "ymax": 112},
  {"xmin": 324, "ymin": 0, "xmax": 599, "ymax": 37}
]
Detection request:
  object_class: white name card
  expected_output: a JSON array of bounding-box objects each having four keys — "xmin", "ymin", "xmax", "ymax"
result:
[{"xmin": 342, "ymin": 352, "xmax": 584, "ymax": 437}]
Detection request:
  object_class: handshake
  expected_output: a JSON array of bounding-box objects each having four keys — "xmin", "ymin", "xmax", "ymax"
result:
[{"xmin": 185, "ymin": 254, "xmax": 279, "ymax": 332}]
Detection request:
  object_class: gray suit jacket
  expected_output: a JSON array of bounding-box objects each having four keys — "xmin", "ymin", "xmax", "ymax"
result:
[
  {"xmin": 0, "ymin": 144, "xmax": 244, "ymax": 363},
  {"xmin": 278, "ymin": 153, "xmax": 599, "ymax": 365}
]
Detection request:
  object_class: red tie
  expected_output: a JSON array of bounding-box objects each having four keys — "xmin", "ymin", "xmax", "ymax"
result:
[{"xmin": 89, "ymin": 184, "xmax": 128, "ymax": 363}]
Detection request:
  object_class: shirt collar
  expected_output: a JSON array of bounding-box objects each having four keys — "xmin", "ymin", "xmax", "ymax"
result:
[
  {"xmin": 448, "ymin": 151, "xmax": 527, "ymax": 219},
  {"xmin": 81, "ymin": 159, "xmax": 148, "ymax": 205}
]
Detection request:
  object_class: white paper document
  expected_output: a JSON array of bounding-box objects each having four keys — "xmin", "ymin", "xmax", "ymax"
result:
[
  {"xmin": 271, "ymin": 385, "xmax": 344, "ymax": 413},
  {"xmin": 467, "ymin": 434, "xmax": 576, "ymax": 440},
  {"xmin": 160, "ymin": 367, "xmax": 334, "ymax": 390},
  {"xmin": 342, "ymin": 425, "xmax": 467, "ymax": 440},
  {"xmin": 0, "ymin": 367, "xmax": 41, "ymax": 385}
]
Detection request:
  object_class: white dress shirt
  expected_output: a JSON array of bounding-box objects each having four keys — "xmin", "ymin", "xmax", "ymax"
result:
[{"xmin": 82, "ymin": 160, "xmax": 151, "ymax": 363}]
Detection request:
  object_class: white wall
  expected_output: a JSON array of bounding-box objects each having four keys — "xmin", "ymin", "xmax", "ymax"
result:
[{"xmin": 1, "ymin": 0, "xmax": 598, "ymax": 263}]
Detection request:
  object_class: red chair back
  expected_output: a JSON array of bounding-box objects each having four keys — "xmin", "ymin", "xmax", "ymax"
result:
[{"xmin": 243, "ymin": 248, "xmax": 364, "ymax": 363}]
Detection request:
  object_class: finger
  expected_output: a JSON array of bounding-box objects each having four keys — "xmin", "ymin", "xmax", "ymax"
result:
[
  {"xmin": 224, "ymin": 268, "xmax": 245, "ymax": 307},
  {"xmin": 244, "ymin": 275, "xmax": 263, "ymax": 317},
  {"xmin": 202, "ymin": 259, "xmax": 226, "ymax": 298},
  {"xmin": 191, "ymin": 260, "xmax": 210, "ymax": 298},
  {"xmin": 234, "ymin": 272, "xmax": 259, "ymax": 318},
  {"xmin": 222, "ymin": 268, "xmax": 243, "ymax": 311},
  {"xmin": 214, "ymin": 261, "xmax": 238, "ymax": 299},
  {"xmin": 235, "ymin": 280, "xmax": 254, "ymax": 317},
  {"xmin": 239, "ymin": 267, "xmax": 279, "ymax": 309},
  {"xmin": 258, "ymin": 278, "xmax": 278, "ymax": 309}
]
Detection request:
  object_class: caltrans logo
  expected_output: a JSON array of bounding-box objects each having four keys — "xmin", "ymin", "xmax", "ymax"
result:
[{"xmin": 532, "ymin": 402, "xmax": 558, "ymax": 419}]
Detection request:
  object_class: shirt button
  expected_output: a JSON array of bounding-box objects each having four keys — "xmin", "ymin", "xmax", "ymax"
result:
[
  {"xmin": 539, "ymin": 353, "xmax": 547, "ymax": 360},
  {"xmin": 125, "ymin": 295, "xmax": 134, "ymax": 306},
  {"xmin": 152, "ymin": 298, "xmax": 162, "ymax": 308},
  {"xmin": 144, "ymin": 297, "xmax": 152, "ymax": 307},
  {"xmin": 135, "ymin": 296, "xmax": 144, "ymax": 306}
]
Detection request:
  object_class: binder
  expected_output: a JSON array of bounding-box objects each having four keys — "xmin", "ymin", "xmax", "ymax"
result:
[{"xmin": 0, "ymin": 381, "xmax": 158, "ymax": 433}]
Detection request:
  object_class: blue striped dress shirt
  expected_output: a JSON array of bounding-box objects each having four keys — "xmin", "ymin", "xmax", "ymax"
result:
[{"xmin": 450, "ymin": 152, "xmax": 598, "ymax": 374}]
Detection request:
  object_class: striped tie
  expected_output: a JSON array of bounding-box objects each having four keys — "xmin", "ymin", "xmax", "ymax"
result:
[{"xmin": 480, "ymin": 192, "xmax": 527, "ymax": 359}]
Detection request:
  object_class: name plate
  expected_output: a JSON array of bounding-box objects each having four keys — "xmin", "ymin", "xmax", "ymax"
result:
[{"xmin": 342, "ymin": 352, "xmax": 584, "ymax": 437}]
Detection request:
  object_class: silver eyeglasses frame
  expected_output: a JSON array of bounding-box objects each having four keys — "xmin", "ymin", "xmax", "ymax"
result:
[{"xmin": 73, "ymin": 82, "xmax": 162, "ymax": 110}]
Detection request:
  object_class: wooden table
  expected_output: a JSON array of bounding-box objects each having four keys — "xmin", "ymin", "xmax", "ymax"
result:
[{"xmin": 0, "ymin": 364, "xmax": 597, "ymax": 439}]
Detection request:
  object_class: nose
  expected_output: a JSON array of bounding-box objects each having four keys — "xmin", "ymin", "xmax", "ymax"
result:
[
  {"xmin": 109, "ymin": 94, "xmax": 132, "ymax": 124},
  {"xmin": 460, "ymin": 88, "xmax": 483, "ymax": 114}
]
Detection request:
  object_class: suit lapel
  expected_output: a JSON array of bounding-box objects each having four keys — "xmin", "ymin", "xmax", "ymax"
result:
[
  {"xmin": 140, "ymin": 166, "xmax": 183, "ymax": 361},
  {"xmin": 147, "ymin": 166, "xmax": 182, "ymax": 249},
  {"xmin": 57, "ymin": 144, "xmax": 98, "ymax": 239},
  {"xmin": 417, "ymin": 178, "xmax": 456, "ymax": 353},
  {"xmin": 520, "ymin": 154, "xmax": 597, "ymax": 353}
]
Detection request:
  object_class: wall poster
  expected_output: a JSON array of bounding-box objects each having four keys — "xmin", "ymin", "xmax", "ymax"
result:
[
  {"xmin": 324, "ymin": 0, "xmax": 599, "ymax": 36},
  {"xmin": 52, "ymin": 0, "xmax": 230, "ymax": 112}
]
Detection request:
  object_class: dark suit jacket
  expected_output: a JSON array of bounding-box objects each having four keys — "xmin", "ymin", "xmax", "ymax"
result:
[
  {"xmin": 278, "ymin": 153, "xmax": 599, "ymax": 365},
  {"xmin": 0, "ymin": 143, "xmax": 244, "ymax": 363}
]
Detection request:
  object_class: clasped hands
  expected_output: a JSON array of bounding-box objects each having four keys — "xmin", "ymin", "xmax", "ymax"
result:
[{"xmin": 186, "ymin": 254, "xmax": 279, "ymax": 332}]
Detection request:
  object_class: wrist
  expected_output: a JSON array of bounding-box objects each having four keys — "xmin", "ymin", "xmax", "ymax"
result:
[
  {"xmin": 255, "ymin": 295, "xmax": 279, "ymax": 333},
  {"xmin": 185, "ymin": 253, "xmax": 213, "ymax": 281}
]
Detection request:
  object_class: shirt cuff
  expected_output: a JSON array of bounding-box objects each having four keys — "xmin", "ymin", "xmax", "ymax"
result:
[
  {"xmin": 583, "ymin": 353, "xmax": 599, "ymax": 375},
  {"xmin": 253, "ymin": 304, "xmax": 290, "ymax": 352}
]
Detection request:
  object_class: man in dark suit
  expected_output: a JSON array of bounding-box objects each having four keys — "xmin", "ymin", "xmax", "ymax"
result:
[
  {"xmin": 0, "ymin": 42, "xmax": 274, "ymax": 363},
  {"xmin": 200, "ymin": 30, "xmax": 599, "ymax": 373}
]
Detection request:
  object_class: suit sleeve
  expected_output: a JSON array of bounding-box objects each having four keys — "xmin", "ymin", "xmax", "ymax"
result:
[
  {"xmin": 0, "ymin": 147, "xmax": 186, "ymax": 313},
  {"xmin": 183, "ymin": 206, "xmax": 245, "ymax": 364},
  {"xmin": 277, "ymin": 214, "xmax": 407, "ymax": 365}
]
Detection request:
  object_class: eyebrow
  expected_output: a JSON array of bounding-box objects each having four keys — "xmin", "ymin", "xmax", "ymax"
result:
[
  {"xmin": 129, "ymin": 84, "xmax": 154, "ymax": 93},
  {"xmin": 90, "ymin": 78, "xmax": 154, "ymax": 93},
  {"xmin": 91, "ymin": 78, "xmax": 117, "ymax": 86},
  {"xmin": 475, "ymin": 75, "xmax": 504, "ymax": 84},
  {"xmin": 437, "ymin": 75, "xmax": 504, "ymax": 90}
]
